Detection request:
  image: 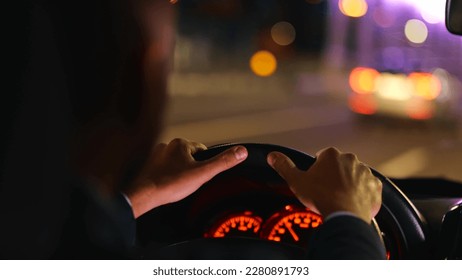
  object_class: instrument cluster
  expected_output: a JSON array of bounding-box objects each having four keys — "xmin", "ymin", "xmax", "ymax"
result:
[{"xmin": 204, "ymin": 205, "xmax": 323, "ymax": 248}]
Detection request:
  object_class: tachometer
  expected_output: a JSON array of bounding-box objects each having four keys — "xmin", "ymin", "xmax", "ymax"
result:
[
  {"xmin": 205, "ymin": 211, "xmax": 262, "ymax": 238},
  {"xmin": 261, "ymin": 205, "xmax": 322, "ymax": 246}
]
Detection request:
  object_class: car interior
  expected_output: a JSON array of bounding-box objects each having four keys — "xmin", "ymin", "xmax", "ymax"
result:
[{"xmin": 3, "ymin": 0, "xmax": 462, "ymax": 263}]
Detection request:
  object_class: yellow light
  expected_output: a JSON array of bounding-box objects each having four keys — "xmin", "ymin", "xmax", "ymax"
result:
[
  {"xmin": 404, "ymin": 19, "xmax": 428, "ymax": 44},
  {"xmin": 271, "ymin": 21, "xmax": 296, "ymax": 46},
  {"xmin": 339, "ymin": 0, "xmax": 368, "ymax": 18},
  {"xmin": 349, "ymin": 67, "xmax": 379, "ymax": 94},
  {"xmin": 250, "ymin": 50, "xmax": 277, "ymax": 77},
  {"xmin": 408, "ymin": 73, "xmax": 441, "ymax": 100},
  {"xmin": 375, "ymin": 73, "xmax": 413, "ymax": 101}
]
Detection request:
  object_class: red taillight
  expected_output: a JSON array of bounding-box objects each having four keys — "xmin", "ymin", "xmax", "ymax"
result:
[{"xmin": 348, "ymin": 93, "xmax": 377, "ymax": 115}]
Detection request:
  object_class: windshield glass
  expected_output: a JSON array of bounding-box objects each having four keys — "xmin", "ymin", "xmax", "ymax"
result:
[{"xmin": 162, "ymin": 0, "xmax": 462, "ymax": 182}]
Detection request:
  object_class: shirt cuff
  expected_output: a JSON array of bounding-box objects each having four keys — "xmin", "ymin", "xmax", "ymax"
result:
[{"xmin": 121, "ymin": 193, "xmax": 133, "ymax": 208}]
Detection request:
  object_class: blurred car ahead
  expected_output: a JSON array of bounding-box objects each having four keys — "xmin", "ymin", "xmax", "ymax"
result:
[
  {"xmin": 344, "ymin": 0, "xmax": 462, "ymax": 122},
  {"xmin": 348, "ymin": 67, "xmax": 461, "ymax": 121}
]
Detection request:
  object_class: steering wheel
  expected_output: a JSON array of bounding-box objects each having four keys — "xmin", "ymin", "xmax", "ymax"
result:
[{"xmin": 143, "ymin": 143, "xmax": 428, "ymax": 259}]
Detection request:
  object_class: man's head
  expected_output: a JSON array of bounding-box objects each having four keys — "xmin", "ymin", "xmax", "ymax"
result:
[
  {"xmin": 0, "ymin": 0, "xmax": 177, "ymax": 257},
  {"xmin": 70, "ymin": 0, "xmax": 176, "ymax": 192}
]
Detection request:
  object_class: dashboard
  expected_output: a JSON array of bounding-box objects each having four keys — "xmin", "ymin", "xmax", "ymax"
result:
[
  {"xmin": 135, "ymin": 144, "xmax": 462, "ymax": 260},
  {"xmin": 136, "ymin": 176, "xmax": 315, "ymax": 252},
  {"xmin": 136, "ymin": 174, "xmax": 462, "ymax": 259}
]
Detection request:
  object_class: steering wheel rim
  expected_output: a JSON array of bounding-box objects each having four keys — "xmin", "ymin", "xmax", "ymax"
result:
[{"xmin": 144, "ymin": 143, "xmax": 428, "ymax": 259}]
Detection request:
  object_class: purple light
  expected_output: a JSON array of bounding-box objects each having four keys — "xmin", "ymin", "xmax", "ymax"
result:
[
  {"xmin": 382, "ymin": 47, "xmax": 405, "ymax": 70},
  {"xmin": 373, "ymin": 7, "xmax": 396, "ymax": 28},
  {"xmin": 383, "ymin": 0, "xmax": 445, "ymax": 24}
]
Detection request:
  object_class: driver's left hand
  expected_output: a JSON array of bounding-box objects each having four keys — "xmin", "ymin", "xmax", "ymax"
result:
[{"xmin": 125, "ymin": 138, "xmax": 248, "ymax": 218}]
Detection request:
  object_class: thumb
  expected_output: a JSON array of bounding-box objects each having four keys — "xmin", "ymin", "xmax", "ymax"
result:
[
  {"xmin": 195, "ymin": 146, "xmax": 248, "ymax": 182},
  {"xmin": 267, "ymin": 151, "xmax": 301, "ymax": 183}
]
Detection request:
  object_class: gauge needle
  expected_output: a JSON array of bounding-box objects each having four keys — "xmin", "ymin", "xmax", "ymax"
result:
[{"xmin": 285, "ymin": 222, "xmax": 299, "ymax": 242}]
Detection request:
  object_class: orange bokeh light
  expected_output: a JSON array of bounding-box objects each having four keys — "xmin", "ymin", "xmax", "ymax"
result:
[
  {"xmin": 349, "ymin": 67, "xmax": 380, "ymax": 94},
  {"xmin": 250, "ymin": 50, "xmax": 277, "ymax": 77},
  {"xmin": 408, "ymin": 73, "xmax": 441, "ymax": 100}
]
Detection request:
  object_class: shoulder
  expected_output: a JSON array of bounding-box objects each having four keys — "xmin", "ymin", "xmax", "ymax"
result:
[{"xmin": 53, "ymin": 179, "xmax": 136, "ymax": 259}]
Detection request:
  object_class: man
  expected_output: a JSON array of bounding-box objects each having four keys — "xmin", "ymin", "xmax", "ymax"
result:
[{"xmin": 0, "ymin": 0, "xmax": 384, "ymax": 259}]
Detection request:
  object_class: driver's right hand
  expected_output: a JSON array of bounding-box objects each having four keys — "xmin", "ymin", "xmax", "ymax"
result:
[{"xmin": 267, "ymin": 147, "xmax": 382, "ymax": 224}]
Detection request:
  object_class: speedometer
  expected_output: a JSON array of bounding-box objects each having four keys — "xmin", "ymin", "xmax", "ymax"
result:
[
  {"xmin": 261, "ymin": 205, "xmax": 323, "ymax": 246},
  {"xmin": 205, "ymin": 211, "xmax": 262, "ymax": 238}
]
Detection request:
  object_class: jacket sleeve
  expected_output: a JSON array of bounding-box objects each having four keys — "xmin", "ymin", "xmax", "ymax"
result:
[
  {"xmin": 53, "ymin": 181, "xmax": 136, "ymax": 259},
  {"xmin": 306, "ymin": 215, "xmax": 387, "ymax": 260}
]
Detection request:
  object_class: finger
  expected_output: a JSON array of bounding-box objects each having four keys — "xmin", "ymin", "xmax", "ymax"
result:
[
  {"xmin": 267, "ymin": 151, "xmax": 301, "ymax": 183},
  {"xmin": 343, "ymin": 152, "xmax": 359, "ymax": 163},
  {"xmin": 165, "ymin": 138, "xmax": 188, "ymax": 155},
  {"xmin": 370, "ymin": 177, "xmax": 383, "ymax": 218},
  {"xmin": 315, "ymin": 146, "xmax": 341, "ymax": 159},
  {"xmin": 187, "ymin": 141, "xmax": 208, "ymax": 154},
  {"xmin": 195, "ymin": 146, "xmax": 248, "ymax": 181},
  {"xmin": 167, "ymin": 138, "xmax": 206, "ymax": 158}
]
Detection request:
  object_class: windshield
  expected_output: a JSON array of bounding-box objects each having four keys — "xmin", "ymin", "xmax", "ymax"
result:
[{"xmin": 162, "ymin": 0, "xmax": 462, "ymax": 182}]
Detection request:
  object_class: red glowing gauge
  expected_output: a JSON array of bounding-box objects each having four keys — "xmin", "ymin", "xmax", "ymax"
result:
[
  {"xmin": 205, "ymin": 211, "xmax": 262, "ymax": 238},
  {"xmin": 261, "ymin": 205, "xmax": 323, "ymax": 246}
]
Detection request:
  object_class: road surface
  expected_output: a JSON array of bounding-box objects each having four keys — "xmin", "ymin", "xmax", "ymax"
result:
[{"xmin": 161, "ymin": 73, "xmax": 462, "ymax": 182}]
